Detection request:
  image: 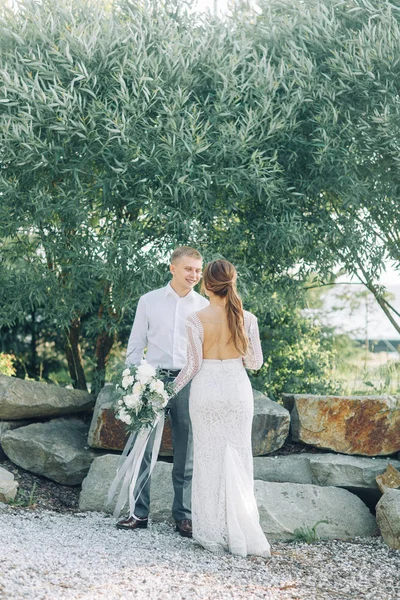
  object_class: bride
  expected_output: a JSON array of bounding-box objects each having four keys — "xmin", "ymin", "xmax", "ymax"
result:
[{"xmin": 173, "ymin": 259, "xmax": 271, "ymax": 558}]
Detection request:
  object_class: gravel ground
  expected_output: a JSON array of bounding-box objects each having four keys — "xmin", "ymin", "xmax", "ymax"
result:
[{"xmin": 1, "ymin": 505, "xmax": 399, "ymax": 600}]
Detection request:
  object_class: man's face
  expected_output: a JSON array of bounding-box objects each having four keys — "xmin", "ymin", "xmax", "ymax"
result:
[{"xmin": 170, "ymin": 256, "xmax": 203, "ymax": 292}]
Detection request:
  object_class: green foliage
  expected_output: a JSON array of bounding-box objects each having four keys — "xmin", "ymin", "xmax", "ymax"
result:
[
  {"xmin": 249, "ymin": 296, "xmax": 340, "ymax": 401},
  {"xmin": 8, "ymin": 482, "xmax": 38, "ymax": 508},
  {"xmin": 1, "ymin": 0, "xmax": 400, "ymax": 394},
  {"xmin": 292, "ymin": 520, "xmax": 329, "ymax": 544},
  {"xmin": 0, "ymin": 352, "xmax": 16, "ymax": 376}
]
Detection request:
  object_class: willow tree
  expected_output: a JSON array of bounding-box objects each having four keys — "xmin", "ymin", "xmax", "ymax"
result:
[
  {"xmin": 2, "ymin": 0, "xmax": 399, "ymax": 395},
  {"xmin": 246, "ymin": 0, "xmax": 400, "ymax": 333},
  {"xmin": 0, "ymin": 0, "xmax": 309, "ymax": 392}
]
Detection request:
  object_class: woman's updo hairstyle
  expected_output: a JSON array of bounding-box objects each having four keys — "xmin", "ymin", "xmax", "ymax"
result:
[{"xmin": 202, "ymin": 260, "xmax": 249, "ymax": 356}]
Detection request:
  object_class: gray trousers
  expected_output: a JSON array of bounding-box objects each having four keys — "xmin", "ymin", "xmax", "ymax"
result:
[{"xmin": 133, "ymin": 379, "xmax": 193, "ymax": 522}]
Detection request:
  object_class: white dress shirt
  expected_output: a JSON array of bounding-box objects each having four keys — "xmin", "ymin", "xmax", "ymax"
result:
[{"xmin": 126, "ymin": 283, "xmax": 209, "ymax": 369}]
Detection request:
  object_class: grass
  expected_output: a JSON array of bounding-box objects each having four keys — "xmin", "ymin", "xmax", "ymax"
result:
[
  {"xmin": 333, "ymin": 349, "xmax": 400, "ymax": 396},
  {"xmin": 292, "ymin": 520, "xmax": 329, "ymax": 544},
  {"xmin": 8, "ymin": 482, "xmax": 38, "ymax": 508}
]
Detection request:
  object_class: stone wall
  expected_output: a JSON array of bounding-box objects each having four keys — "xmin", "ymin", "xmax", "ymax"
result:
[{"xmin": 1, "ymin": 374, "xmax": 400, "ymax": 545}]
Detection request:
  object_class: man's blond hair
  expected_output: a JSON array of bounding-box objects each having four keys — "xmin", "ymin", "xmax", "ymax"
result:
[{"xmin": 170, "ymin": 246, "xmax": 203, "ymax": 264}]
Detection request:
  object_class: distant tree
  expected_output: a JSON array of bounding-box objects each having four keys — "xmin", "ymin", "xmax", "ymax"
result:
[{"xmin": 247, "ymin": 0, "xmax": 400, "ymax": 332}]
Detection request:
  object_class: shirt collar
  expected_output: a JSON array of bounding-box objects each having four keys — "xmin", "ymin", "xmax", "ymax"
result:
[{"xmin": 165, "ymin": 282, "xmax": 194, "ymax": 300}]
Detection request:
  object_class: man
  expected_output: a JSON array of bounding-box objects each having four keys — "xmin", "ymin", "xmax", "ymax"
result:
[{"xmin": 116, "ymin": 246, "xmax": 208, "ymax": 537}]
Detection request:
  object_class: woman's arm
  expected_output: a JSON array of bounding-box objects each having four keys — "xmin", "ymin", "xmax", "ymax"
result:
[
  {"xmin": 173, "ymin": 314, "xmax": 203, "ymax": 395},
  {"xmin": 243, "ymin": 313, "xmax": 263, "ymax": 370}
]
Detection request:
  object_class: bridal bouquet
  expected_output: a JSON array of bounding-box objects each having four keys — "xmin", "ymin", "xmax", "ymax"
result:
[{"xmin": 112, "ymin": 360, "xmax": 171, "ymax": 433}]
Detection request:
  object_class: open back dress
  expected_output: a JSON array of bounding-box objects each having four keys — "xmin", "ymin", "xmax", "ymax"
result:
[{"xmin": 173, "ymin": 310, "xmax": 271, "ymax": 558}]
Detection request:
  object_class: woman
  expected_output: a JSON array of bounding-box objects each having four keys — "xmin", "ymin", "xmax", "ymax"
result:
[{"xmin": 173, "ymin": 259, "xmax": 271, "ymax": 558}]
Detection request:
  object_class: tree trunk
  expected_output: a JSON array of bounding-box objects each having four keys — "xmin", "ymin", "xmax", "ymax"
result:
[
  {"xmin": 357, "ymin": 261, "xmax": 400, "ymax": 337},
  {"xmin": 65, "ymin": 318, "xmax": 88, "ymax": 391},
  {"xmin": 91, "ymin": 329, "xmax": 116, "ymax": 396},
  {"xmin": 30, "ymin": 308, "xmax": 38, "ymax": 378}
]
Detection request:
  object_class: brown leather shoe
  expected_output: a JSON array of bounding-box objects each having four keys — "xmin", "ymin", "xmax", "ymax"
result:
[
  {"xmin": 175, "ymin": 519, "xmax": 192, "ymax": 538},
  {"xmin": 116, "ymin": 516, "xmax": 148, "ymax": 530}
]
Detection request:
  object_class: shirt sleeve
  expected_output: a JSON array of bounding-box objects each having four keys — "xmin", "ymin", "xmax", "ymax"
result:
[
  {"xmin": 126, "ymin": 296, "xmax": 148, "ymax": 366},
  {"xmin": 173, "ymin": 314, "xmax": 203, "ymax": 395},
  {"xmin": 243, "ymin": 313, "xmax": 264, "ymax": 370}
]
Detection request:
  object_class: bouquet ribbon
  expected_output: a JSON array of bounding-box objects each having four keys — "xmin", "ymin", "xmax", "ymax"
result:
[{"xmin": 107, "ymin": 411, "xmax": 165, "ymax": 519}]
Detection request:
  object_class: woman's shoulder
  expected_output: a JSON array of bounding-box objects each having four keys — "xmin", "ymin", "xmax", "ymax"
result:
[
  {"xmin": 243, "ymin": 309, "xmax": 257, "ymax": 323},
  {"xmin": 186, "ymin": 311, "xmax": 203, "ymax": 327}
]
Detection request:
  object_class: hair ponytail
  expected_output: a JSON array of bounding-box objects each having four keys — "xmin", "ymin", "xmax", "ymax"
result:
[{"xmin": 202, "ymin": 260, "xmax": 249, "ymax": 355}]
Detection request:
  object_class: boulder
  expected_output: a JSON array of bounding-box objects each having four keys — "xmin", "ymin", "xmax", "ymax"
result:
[
  {"xmin": 375, "ymin": 463, "xmax": 400, "ymax": 494},
  {"xmin": 376, "ymin": 489, "xmax": 400, "ymax": 550},
  {"xmin": 251, "ymin": 391, "xmax": 290, "ymax": 455},
  {"xmin": 1, "ymin": 418, "xmax": 103, "ymax": 485},
  {"xmin": 309, "ymin": 454, "xmax": 400, "ymax": 490},
  {"xmin": 282, "ymin": 394, "xmax": 400, "ymax": 456},
  {"xmin": 88, "ymin": 386, "xmax": 290, "ymax": 457},
  {"xmin": 254, "ymin": 452, "xmax": 400, "ymax": 490},
  {"xmin": 0, "ymin": 466, "xmax": 18, "ymax": 502},
  {"xmin": 0, "ymin": 420, "xmax": 31, "ymax": 459},
  {"xmin": 87, "ymin": 385, "xmax": 172, "ymax": 456},
  {"xmin": 0, "ymin": 374, "xmax": 95, "ymax": 420},
  {"xmin": 255, "ymin": 481, "xmax": 378, "ymax": 541},
  {"xmin": 79, "ymin": 454, "xmax": 174, "ymax": 521},
  {"xmin": 253, "ymin": 454, "xmax": 314, "ymax": 485}
]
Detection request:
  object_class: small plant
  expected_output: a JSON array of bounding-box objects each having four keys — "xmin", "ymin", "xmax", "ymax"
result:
[
  {"xmin": 292, "ymin": 520, "xmax": 329, "ymax": 544},
  {"xmin": 0, "ymin": 353, "xmax": 16, "ymax": 377},
  {"xmin": 9, "ymin": 482, "xmax": 38, "ymax": 508}
]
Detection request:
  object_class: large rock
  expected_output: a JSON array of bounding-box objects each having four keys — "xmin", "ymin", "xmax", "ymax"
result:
[
  {"xmin": 0, "ymin": 466, "xmax": 18, "ymax": 502},
  {"xmin": 254, "ymin": 452, "xmax": 400, "ymax": 490},
  {"xmin": 88, "ymin": 386, "xmax": 290, "ymax": 457},
  {"xmin": 282, "ymin": 394, "xmax": 400, "ymax": 456},
  {"xmin": 1, "ymin": 418, "xmax": 102, "ymax": 485},
  {"xmin": 79, "ymin": 454, "xmax": 174, "ymax": 521},
  {"xmin": 251, "ymin": 391, "xmax": 290, "ymax": 455},
  {"xmin": 376, "ymin": 489, "xmax": 400, "ymax": 550},
  {"xmin": 87, "ymin": 385, "xmax": 172, "ymax": 456},
  {"xmin": 255, "ymin": 481, "xmax": 378, "ymax": 541},
  {"xmin": 0, "ymin": 374, "xmax": 95, "ymax": 420},
  {"xmin": 309, "ymin": 454, "xmax": 400, "ymax": 489},
  {"xmin": 253, "ymin": 454, "xmax": 314, "ymax": 485},
  {"xmin": 0, "ymin": 420, "xmax": 31, "ymax": 459}
]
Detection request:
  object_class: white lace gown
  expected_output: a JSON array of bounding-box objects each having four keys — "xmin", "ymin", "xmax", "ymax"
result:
[{"xmin": 174, "ymin": 311, "xmax": 271, "ymax": 558}]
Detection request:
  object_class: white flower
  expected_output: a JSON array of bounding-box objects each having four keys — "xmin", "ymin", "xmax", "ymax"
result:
[
  {"xmin": 150, "ymin": 379, "xmax": 165, "ymax": 394},
  {"xmin": 124, "ymin": 393, "xmax": 142, "ymax": 410},
  {"xmin": 133, "ymin": 381, "xmax": 145, "ymax": 395},
  {"xmin": 118, "ymin": 409, "xmax": 132, "ymax": 425},
  {"xmin": 136, "ymin": 361, "xmax": 156, "ymax": 384},
  {"xmin": 122, "ymin": 375, "xmax": 134, "ymax": 389},
  {"xmin": 122, "ymin": 368, "xmax": 130, "ymax": 377}
]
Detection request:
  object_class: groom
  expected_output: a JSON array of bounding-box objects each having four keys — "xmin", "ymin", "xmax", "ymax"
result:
[{"xmin": 116, "ymin": 246, "xmax": 208, "ymax": 537}]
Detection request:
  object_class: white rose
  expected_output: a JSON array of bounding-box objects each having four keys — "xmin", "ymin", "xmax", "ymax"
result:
[
  {"xmin": 137, "ymin": 361, "xmax": 156, "ymax": 383},
  {"xmin": 150, "ymin": 379, "xmax": 164, "ymax": 394},
  {"xmin": 122, "ymin": 375, "xmax": 134, "ymax": 389},
  {"xmin": 118, "ymin": 409, "xmax": 132, "ymax": 425},
  {"xmin": 122, "ymin": 368, "xmax": 130, "ymax": 377},
  {"xmin": 124, "ymin": 394, "xmax": 142, "ymax": 410},
  {"xmin": 133, "ymin": 381, "xmax": 145, "ymax": 395}
]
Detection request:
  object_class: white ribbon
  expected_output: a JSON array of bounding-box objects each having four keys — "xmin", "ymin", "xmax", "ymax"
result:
[{"xmin": 107, "ymin": 411, "xmax": 165, "ymax": 520}]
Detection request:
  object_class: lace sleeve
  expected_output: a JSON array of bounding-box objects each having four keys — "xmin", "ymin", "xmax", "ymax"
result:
[
  {"xmin": 173, "ymin": 313, "xmax": 203, "ymax": 395},
  {"xmin": 243, "ymin": 312, "xmax": 263, "ymax": 370}
]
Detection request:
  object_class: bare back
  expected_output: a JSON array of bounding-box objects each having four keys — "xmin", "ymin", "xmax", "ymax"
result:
[{"xmin": 196, "ymin": 305, "xmax": 242, "ymax": 360}]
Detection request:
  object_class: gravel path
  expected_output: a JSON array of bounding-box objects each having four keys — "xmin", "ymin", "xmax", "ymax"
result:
[{"xmin": 1, "ymin": 506, "xmax": 399, "ymax": 600}]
